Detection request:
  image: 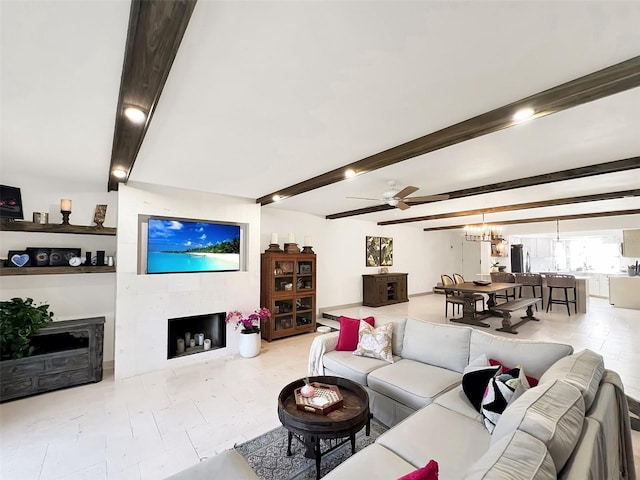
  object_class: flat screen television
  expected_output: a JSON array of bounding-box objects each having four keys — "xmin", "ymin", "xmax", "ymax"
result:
[{"xmin": 147, "ymin": 217, "xmax": 241, "ymax": 274}]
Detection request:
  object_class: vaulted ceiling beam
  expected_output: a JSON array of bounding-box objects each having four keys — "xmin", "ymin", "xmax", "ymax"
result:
[
  {"xmin": 326, "ymin": 157, "xmax": 639, "ymax": 219},
  {"xmin": 258, "ymin": 56, "xmax": 640, "ymax": 207},
  {"xmin": 422, "ymin": 209, "xmax": 640, "ymax": 232},
  {"xmin": 107, "ymin": 0, "xmax": 197, "ymax": 191},
  {"xmin": 378, "ymin": 189, "xmax": 640, "ymax": 226}
]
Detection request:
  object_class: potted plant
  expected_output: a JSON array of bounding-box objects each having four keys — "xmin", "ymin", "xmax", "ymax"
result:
[
  {"xmin": 226, "ymin": 308, "xmax": 270, "ymax": 358},
  {"xmin": 0, "ymin": 297, "xmax": 54, "ymax": 360}
]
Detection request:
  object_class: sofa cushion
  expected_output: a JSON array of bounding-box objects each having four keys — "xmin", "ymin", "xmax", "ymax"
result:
[
  {"xmin": 377, "ymin": 404, "xmax": 491, "ymax": 479},
  {"xmin": 558, "ymin": 418, "xmax": 606, "ymax": 480},
  {"xmin": 469, "ymin": 330, "xmax": 573, "ymax": 380},
  {"xmin": 402, "ymin": 319, "xmax": 471, "ymax": 373},
  {"xmin": 367, "ymin": 359, "xmax": 462, "ymax": 410},
  {"xmin": 322, "ymin": 350, "xmax": 398, "ymax": 385},
  {"xmin": 538, "ymin": 349, "xmax": 604, "ymax": 411},
  {"xmin": 583, "ymin": 382, "xmax": 621, "ymax": 479},
  {"xmin": 463, "ymin": 430, "xmax": 556, "ymax": 480},
  {"xmin": 462, "ymin": 355, "xmax": 500, "ymax": 412},
  {"xmin": 164, "ymin": 449, "xmax": 259, "ymax": 480},
  {"xmin": 321, "ymin": 443, "xmax": 417, "ymax": 480},
  {"xmin": 353, "ymin": 320, "xmax": 394, "ymax": 363},
  {"xmin": 335, "ymin": 315, "xmax": 374, "ymax": 351},
  {"xmin": 492, "ymin": 379, "xmax": 585, "ymax": 472},
  {"xmin": 357, "ymin": 309, "xmax": 407, "ymax": 356},
  {"xmin": 434, "ymin": 385, "xmax": 482, "ymax": 422}
]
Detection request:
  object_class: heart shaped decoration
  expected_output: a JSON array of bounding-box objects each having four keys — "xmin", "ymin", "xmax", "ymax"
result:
[{"xmin": 11, "ymin": 254, "xmax": 30, "ymax": 267}]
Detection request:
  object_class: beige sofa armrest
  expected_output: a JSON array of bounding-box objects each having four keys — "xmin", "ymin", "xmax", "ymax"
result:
[{"xmin": 308, "ymin": 331, "xmax": 339, "ymax": 376}]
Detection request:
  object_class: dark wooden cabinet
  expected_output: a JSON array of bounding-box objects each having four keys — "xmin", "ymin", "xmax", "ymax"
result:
[
  {"xmin": 0, "ymin": 317, "xmax": 105, "ymax": 402},
  {"xmin": 362, "ymin": 273, "xmax": 408, "ymax": 307},
  {"xmin": 261, "ymin": 252, "xmax": 316, "ymax": 341}
]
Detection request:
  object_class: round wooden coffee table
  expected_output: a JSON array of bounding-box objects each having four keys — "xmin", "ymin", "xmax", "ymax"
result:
[{"xmin": 277, "ymin": 375, "xmax": 371, "ymax": 480}]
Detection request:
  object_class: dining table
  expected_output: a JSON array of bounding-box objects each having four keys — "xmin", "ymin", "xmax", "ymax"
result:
[{"xmin": 444, "ymin": 281, "xmax": 522, "ymax": 328}]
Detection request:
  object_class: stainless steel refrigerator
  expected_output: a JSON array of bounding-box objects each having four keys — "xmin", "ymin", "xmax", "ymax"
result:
[{"xmin": 511, "ymin": 244, "xmax": 525, "ymax": 273}]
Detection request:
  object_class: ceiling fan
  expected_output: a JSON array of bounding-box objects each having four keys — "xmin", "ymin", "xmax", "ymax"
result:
[{"xmin": 347, "ymin": 181, "xmax": 449, "ymax": 211}]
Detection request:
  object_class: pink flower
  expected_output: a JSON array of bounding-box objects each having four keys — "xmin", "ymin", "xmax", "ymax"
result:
[{"xmin": 226, "ymin": 308, "xmax": 271, "ymax": 333}]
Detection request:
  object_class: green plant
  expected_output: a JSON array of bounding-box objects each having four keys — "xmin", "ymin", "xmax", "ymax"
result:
[{"xmin": 0, "ymin": 297, "xmax": 54, "ymax": 359}]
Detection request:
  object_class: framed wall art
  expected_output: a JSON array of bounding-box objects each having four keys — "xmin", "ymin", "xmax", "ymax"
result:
[
  {"xmin": 380, "ymin": 237, "xmax": 393, "ymax": 266},
  {"xmin": 366, "ymin": 236, "xmax": 380, "ymax": 267},
  {"xmin": 0, "ymin": 185, "xmax": 24, "ymax": 221}
]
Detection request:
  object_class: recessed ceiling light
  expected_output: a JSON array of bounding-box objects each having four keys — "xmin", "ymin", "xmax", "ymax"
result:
[
  {"xmin": 124, "ymin": 106, "xmax": 146, "ymax": 124},
  {"xmin": 272, "ymin": 194, "xmax": 282, "ymax": 202},
  {"xmin": 345, "ymin": 169, "xmax": 356, "ymax": 178},
  {"xmin": 112, "ymin": 168, "xmax": 127, "ymax": 179},
  {"xmin": 513, "ymin": 107, "xmax": 534, "ymax": 122}
]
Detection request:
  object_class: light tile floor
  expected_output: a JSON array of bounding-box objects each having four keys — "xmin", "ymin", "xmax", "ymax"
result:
[{"xmin": 0, "ymin": 295, "xmax": 638, "ymax": 479}]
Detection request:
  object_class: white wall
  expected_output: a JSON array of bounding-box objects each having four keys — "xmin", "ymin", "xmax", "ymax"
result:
[
  {"xmin": 261, "ymin": 208, "xmax": 459, "ymax": 310},
  {"xmin": 0, "ymin": 176, "xmax": 118, "ymax": 362},
  {"xmin": 114, "ymin": 182, "xmax": 261, "ymax": 379}
]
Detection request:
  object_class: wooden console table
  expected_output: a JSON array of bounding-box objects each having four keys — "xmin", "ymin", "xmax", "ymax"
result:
[
  {"xmin": 362, "ymin": 273, "xmax": 408, "ymax": 307},
  {"xmin": 0, "ymin": 317, "xmax": 105, "ymax": 402}
]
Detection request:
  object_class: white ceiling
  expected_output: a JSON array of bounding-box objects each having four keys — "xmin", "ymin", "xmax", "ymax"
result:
[{"xmin": 2, "ymin": 1, "xmax": 639, "ymax": 228}]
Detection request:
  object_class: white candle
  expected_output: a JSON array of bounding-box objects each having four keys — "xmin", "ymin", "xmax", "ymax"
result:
[
  {"xmin": 60, "ymin": 199, "xmax": 72, "ymax": 211},
  {"xmin": 288, "ymin": 233, "xmax": 295, "ymax": 243},
  {"xmin": 177, "ymin": 338, "xmax": 185, "ymax": 354},
  {"xmin": 271, "ymin": 233, "xmax": 278, "ymax": 244},
  {"xmin": 204, "ymin": 339, "xmax": 211, "ymax": 350},
  {"xmin": 304, "ymin": 236, "xmax": 311, "ymax": 246}
]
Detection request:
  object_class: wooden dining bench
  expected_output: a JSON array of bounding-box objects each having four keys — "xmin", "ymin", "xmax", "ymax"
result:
[{"xmin": 490, "ymin": 297, "xmax": 541, "ymax": 334}]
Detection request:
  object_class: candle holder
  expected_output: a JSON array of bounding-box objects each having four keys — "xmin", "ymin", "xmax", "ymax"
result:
[
  {"xmin": 284, "ymin": 242, "xmax": 300, "ymax": 254},
  {"xmin": 302, "ymin": 246, "xmax": 315, "ymax": 254},
  {"xmin": 265, "ymin": 243, "xmax": 283, "ymax": 253},
  {"xmin": 61, "ymin": 210, "xmax": 71, "ymax": 225}
]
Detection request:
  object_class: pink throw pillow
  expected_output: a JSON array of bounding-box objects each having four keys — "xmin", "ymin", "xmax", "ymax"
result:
[
  {"xmin": 335, "ymin": 316, "xmax": 374, "ymax": 351},
  {"xmin": 397, "ymin": 460, "xmax": 439, "ymax": 480}
]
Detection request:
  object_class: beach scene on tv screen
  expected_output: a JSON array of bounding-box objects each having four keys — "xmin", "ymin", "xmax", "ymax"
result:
[{"xmin": 147, "ymin": 219, "xmax": 240, "ymax": 273}]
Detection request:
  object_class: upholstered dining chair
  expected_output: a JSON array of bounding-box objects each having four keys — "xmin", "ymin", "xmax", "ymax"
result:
[
  {"xmin": 545, "ymin": 273, "xmax": 577, "ymax": 316},
  {"xmin": 489, "ymin": 271, "xmax": 517, "ymax": 303},
  {"xmin": 441, "ymin": 274, "xmax": 465, "ymax": 317},
  {"xmin": 453, "ymin": 273, "xmax": 485, "ymax": 312},
  {"xmin": 514, "ymin": 273, "xmax": 544, "ymax": 311}
]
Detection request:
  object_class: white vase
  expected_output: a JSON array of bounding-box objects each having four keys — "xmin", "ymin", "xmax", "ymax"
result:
[{"xmin": 238, "ymin": 331, "xmax": 261, "ymax": 358}]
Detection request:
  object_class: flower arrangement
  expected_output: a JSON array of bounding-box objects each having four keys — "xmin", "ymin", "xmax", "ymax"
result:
[{"xmin": 226, "ymin": 308, "xmax": 270, "ymax": 334}]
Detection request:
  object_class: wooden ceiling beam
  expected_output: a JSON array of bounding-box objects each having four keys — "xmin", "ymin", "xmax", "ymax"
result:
[
  {"xmin": 326, "ymin": 157, "xmax": 639, "ymax": 219},
  {"xmin": 107, "ymin": 0, "xmax": 197, "ymax": 191},
  {"xmin": 378, "ymin": 189, "xmax": 640, "ymax": 226},
  {"xmin": 258, "ymin": 55, "xmax": 640, "ymax": 207},
  {"xmin": 422, "ymin": 209, "xmax": 640, "ymax": 232}
]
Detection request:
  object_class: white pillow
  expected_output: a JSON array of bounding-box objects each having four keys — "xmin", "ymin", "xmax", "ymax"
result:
[{"xmin": 353, "ymin": 320, "xmax": 394, "ymax": 363}]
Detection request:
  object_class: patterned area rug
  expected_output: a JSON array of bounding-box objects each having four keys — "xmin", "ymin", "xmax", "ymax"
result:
[{"xmin": 234, "ymin": 419, "xmax": 388, "ymax": 479}]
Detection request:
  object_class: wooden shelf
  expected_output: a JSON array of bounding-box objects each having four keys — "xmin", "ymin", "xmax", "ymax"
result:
[
  {"xmin": 0, "ymin": 222, "xmax": 116, "ymax": 236},
  {"xmin": 0, "ymin": 265, "xmax": 116, "ymax": 276}
]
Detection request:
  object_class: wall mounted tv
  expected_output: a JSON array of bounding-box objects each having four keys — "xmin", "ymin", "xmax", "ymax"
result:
[{"xmin": 147, "ymin": 217, "xmax": 241, "ymax": 274}]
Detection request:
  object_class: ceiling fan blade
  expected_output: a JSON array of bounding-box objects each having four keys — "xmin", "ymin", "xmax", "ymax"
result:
[
  {"xmin": 346, "ymin": 196, "xmax": 380, "ymax": 201},
  {"xmin": 396, "ymin": 201, "xmax": 410, "ymax": 210},
  {"xmin": 395, "ymin": 186, "xmax": 419, "ymax": 199},
  {"xmin": 405, "ymin": 194, "xmax": 450, "ymax": 202}
]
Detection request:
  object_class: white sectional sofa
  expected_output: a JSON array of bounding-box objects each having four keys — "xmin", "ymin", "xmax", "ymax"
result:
[{"xmin": 309, "ymin": 311, "xmax": 636, "ymax": 480}]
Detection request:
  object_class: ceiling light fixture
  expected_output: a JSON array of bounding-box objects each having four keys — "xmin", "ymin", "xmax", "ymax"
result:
[
  {"xmin": 513, "ymin": 107, "xmax": 534, "ymax": 122},
  {"xmin": 272, "ymin": 194, "xmax": 282, "ymax": 202},
  {"xmin": 112, "ymin": 168, "xmax": 127, "ymax": 179},
  {"xmin": 345, "ymin": 169, "xmax": 356, "ymax": 178},
  {"xmin": 123, "ymin": 106, "xmax": 146, "ymax": 124},
  {"xmin": 464, "ymin": 213, "xmax": 503, "ymax": 242}
]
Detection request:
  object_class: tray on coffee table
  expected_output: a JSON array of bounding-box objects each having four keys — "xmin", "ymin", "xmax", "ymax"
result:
[{"xmin": 294, "ymin": 382, "xmax": 343, "ymax": 415}]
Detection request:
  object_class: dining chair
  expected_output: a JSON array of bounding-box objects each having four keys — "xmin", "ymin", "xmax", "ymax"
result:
[
  {"xmin": 489, "ymin": 272, "xmax": 517, "ymax": 303},
  {"xmin": 441, "ymin": 274, "xmax": 465, "ymax": 317},
  {"xmin": 514, "ymin": 273, "xmax": 543, "ymax": 311},
  {"xmin": 545, "ymin": 274, "xmax": 577, "ymax": 316},
  {"xmin": 453, "ymin": 273, "xmax": 485, "ymax": 312}
]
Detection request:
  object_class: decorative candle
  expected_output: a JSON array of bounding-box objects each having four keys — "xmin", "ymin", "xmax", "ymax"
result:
[
  {"xmin": 177, "ymin": 338, "xmax": 185, "ymax": 354},
  {"xmin": 288, "ymin": 232, "xmax": 295, "ymax": 243},
  {"xmin": 185, "ymin": 332, "xmax": 191, "ymax": 345},
  {"xmin": 60, "ymin": 199, "xmax": 72, "ymax": 211},
  {"xmin": 271, "ymin": 233, "xmax": 278, "ymax": 244},
  {"xmin": 304, "ymin": 236, "xmax": 311, "ymax": 246},
  {"xmin": 189, "ymin": 338, "xmax": 196, "ymax": 348},
  {"xmin": 196, "ymin": 333, "xmax": 204, "ymax": 346},
  {"xmin": 204, "ymin": 339, "xmax": 211, "ymax": 350}
]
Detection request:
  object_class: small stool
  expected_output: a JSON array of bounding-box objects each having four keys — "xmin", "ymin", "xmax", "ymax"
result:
[
  {"xmin": 514, "ymin": 273, "xmax": 543, "ymax": 311},
  {"xmin": 545, "ymin": 274, "xmax": 577, "ymax": 316}
]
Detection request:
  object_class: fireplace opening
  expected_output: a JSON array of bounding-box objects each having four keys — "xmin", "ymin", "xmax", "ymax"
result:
[{"xmin": 167, "ymin": 312, "xmax": 226, "ymax": 359}]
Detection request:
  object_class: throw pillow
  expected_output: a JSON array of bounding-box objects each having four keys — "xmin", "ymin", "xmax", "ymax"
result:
[
  {"xmin": 397, "ymin": 459, "xmax": 439, "ymax": 480},
  {"xmin": 481, "ymin": 367, "xmax": 530, "ymax": 433},
  {"xmin": 462, "ymin": 357, "xmax": 501, "ymax": 412},
  {"xmin": 353, "ymin": 320, "xmax": 393, "ymax": 363},
  {"xmin": 489, "ymin": 358, "xmax": 539, "ymax": 386},
  {"xmin": 335, "ymin": 315, "xmax": 375, "ymax": 351}
]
